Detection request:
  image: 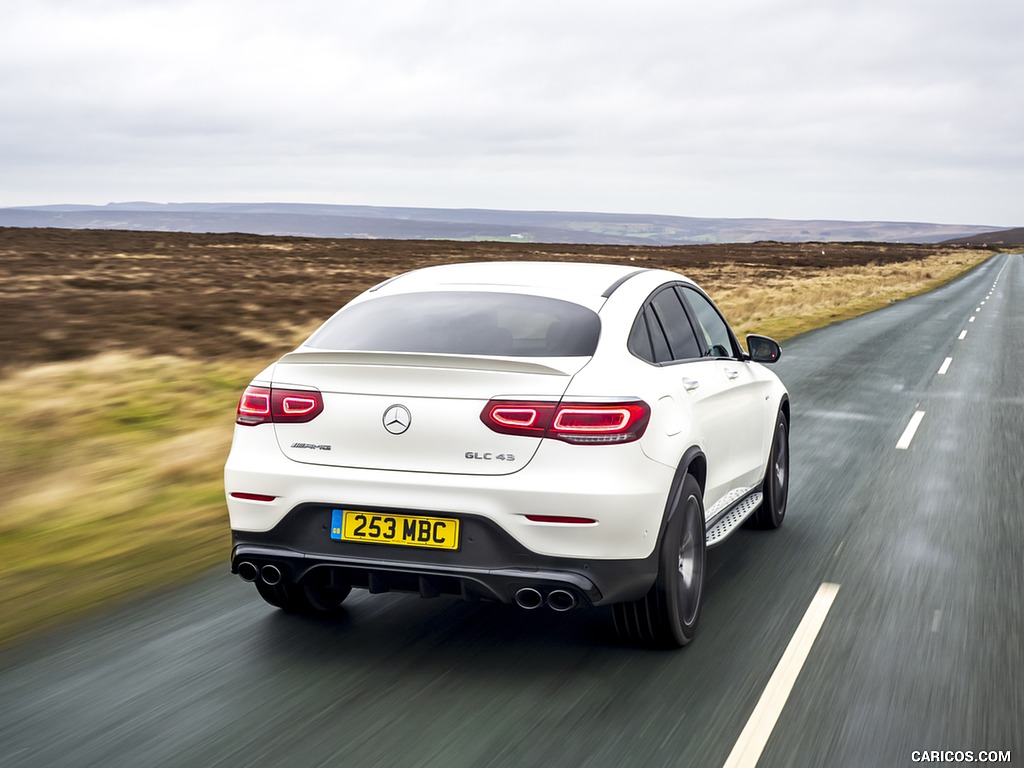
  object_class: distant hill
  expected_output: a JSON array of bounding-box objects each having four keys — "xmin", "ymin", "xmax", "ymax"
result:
[
  {"xmin": 0, "ymin": 202, "xmax": 1008, "ymax": 245},
  {"xmin": 942, "ymin": 227, "xmax": 1024, "ymax": 247}
]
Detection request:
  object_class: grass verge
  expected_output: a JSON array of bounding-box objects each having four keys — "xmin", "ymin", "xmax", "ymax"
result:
[
  {"xmin": 0, "ymin": 355, "xmax": 250, "ymax": 648},
  {"xmin": 705, "ymin": 247, "xmax": 991, "ymax": 341},
  {"xmin": 0, "ymin": 248, "xmax": 995, "ymax": 648}
]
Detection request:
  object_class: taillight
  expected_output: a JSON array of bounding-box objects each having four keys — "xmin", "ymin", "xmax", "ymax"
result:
[
  {"xmin": 480, "ymin": 400, "xmax": 649, "ymax": 444},
  {"xmin": 237, "ymin": 387, "xmax": 272, "ymax": 424},
  {"xmin": 236, "ymin": 385, "xmax": 324, "ymax": 426},
  {"xmin": 276, "ymin": 391, "xmax": 321, "ymax": 420},
  {"xmin": 483, "ymin": 403, "xmax": 557, "ymax": 436}
]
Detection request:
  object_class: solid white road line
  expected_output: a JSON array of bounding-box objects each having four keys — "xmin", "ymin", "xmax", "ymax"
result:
[
  {"xmin": 896, "ymin": 410, "xmax": 926, "ymax": 450},
  {"xmin": 938, "ymin": 357, "xmax": 952, "ymax": 375},
  {"xmin": 959, "ymin": 330, "xmax": 967, "ymax": 340},
  {"xmin": 722, "ymin": 583, "xmax": 841, "ymax": 768}
]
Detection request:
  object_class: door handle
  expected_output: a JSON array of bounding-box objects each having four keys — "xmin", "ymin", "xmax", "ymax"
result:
[
  {"xmin": 725, "ymin": 369, "xmax": 740, "ymax": 380},
  {"xmin": 683, "ymin": 379, "xmax": 700, "ymax": 392}
]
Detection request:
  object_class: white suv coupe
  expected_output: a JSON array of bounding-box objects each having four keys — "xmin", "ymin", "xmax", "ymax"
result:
[{"xmin": 225, "ymin": 261, "xmax": 789, "ymax": 647}]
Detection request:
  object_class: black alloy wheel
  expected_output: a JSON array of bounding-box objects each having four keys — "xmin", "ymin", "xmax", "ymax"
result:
[
  {"xmin": 613, "ymin": 473, "xmax": 706, "ymax": 648},
  {"xmin": 752, "ymin": 410, "xmax": 789, "ymax": 529}
]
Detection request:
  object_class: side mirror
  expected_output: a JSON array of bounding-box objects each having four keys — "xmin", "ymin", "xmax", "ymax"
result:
[{"xmin": 746, "ymin": 334, "xmax": 782, "ymax": 364}]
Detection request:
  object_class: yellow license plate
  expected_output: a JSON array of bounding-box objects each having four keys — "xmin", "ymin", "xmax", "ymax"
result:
[{"xmin": 331, "ymin": 509, "xmax": 460, "ymax": 550}]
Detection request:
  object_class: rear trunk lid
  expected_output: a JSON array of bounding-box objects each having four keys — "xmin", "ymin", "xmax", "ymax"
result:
[{"xmin": 271, "ymin": 350, "xmax": 587, "ymax": 475}]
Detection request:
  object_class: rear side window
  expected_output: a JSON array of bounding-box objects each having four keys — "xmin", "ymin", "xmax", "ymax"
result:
[
  {"xmin": 629, "ymin": 286, "xmax": 702, "ymax": 363},
  {"xmin": 679, "ymin": 285, "xmax": 737, "ymax": 358},
  {"xmin": 305, "ymin": 291, "xmax": 601, "ymax": 357},
  {"xmin": 650, "ymin": 288, "xmax": 702, "ymax": 360}
]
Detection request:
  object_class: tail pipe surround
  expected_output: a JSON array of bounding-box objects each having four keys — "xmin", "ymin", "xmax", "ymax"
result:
[
  {"xmin": 547, "ymin": 589, "xmax": 578, "ymax": 612},
  {"xmin": 237, "ymin": 561, "xmax": 259, "ymax": 582},
  {"xmin": 514, "ymin": 587, "xmax": 579, "ymax": 611},
  {"xmin": 514, "ymin": 587, "xmax": 544, "ymax": 610},
  {"xmin": 236, "ymin": 561, "xmax": 282, "ymax": 586},
  {"xmin": 260, "ymin": 564, "xmax": 282, "ymax": 586}
]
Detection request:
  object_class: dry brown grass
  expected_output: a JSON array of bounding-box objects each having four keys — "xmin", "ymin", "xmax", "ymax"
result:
[{"xmin": 707, "ymin": 248, "xmax": 990, "ymax": 341}]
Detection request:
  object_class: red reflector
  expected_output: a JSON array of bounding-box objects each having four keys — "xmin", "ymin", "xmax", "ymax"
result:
[
  {"xmin": 230, "ymin": 492, "xmax": 277, "ymax": 502},
  {"xmin": 526, "ymin": 515, "xmax": 597, "ymax": 524}
]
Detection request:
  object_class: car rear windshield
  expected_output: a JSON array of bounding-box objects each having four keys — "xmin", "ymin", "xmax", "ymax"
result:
[{"xmin": 305, "ymin": 291, "xmax": 601, "ymax": 357}]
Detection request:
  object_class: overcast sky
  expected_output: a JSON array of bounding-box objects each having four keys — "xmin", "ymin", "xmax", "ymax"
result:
[{"xmin": 2, "ymin": 0, "xmax": 1021, "ymax": 225}]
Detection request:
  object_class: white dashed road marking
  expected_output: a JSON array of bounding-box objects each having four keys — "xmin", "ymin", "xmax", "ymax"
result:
[
  {"xmin": 722, "ymin": 583, "xmax": 841, "ymax": 768},
  {"xmin": 938, "ymin": 358, "xmax": 952, "ymax": 375},
  {"xmin": 896, "ymin": 410, "xmax": 926, "ymax": 450}
]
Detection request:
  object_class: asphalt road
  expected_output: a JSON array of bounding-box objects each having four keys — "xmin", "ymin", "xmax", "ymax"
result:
[{"xmin": 2, "ymin": 253, "xmax": 1021, "ymax": 768}]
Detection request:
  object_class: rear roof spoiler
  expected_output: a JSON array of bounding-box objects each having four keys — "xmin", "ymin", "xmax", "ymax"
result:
[{"xmin": 278, "ymin": 349, "xmax": 586, "ymax": 376}]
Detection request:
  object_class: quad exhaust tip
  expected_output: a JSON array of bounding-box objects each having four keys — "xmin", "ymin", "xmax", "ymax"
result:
[
  {"xmin": 514, "ymin": 587, "xmax": 578, "ymax": 611},
  {"xmin": 237, "ymin": 561, "xmax": 259, "ymax": 582},
  {"xmin": 514, "ymin": 587, "xmax": 544, "ymax": 610},
  {"xmin": 260, "ymin": 564, "xmax": 282, "ymax": 586},
  {"xmin": 547, "ymin": 589, "xmax": 578, "ymax": 612},
  {"xmin": 237, "ymin": 561, "xmax": 282, "ymax": 586}
]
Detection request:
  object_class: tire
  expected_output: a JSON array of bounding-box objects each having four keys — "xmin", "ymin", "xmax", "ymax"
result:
[
  {"xmin": 752, "ymin": 410, "xmax": 789, "ymax": 529},
  {"xmin": 255, "ymin": 576, "xmax": 351, "ymax": 616},
  {"xmin": 613, "ymin": 474, "xmax": 706, "ymax": 648}
]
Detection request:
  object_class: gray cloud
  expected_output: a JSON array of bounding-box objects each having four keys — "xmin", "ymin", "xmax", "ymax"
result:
[{"xmin": 2, "ymin": 0, "xmax": 1021, "ymax": 224}]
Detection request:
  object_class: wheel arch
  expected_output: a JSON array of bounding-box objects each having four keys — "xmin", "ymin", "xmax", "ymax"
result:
[
  {"xmin": 659, "ymin": 445, "xmax": 706, "ymax": 537},
  {"xmin": 682, "ymin": 446, "xmax": 707, "ymax": 500},
  {"xmin": 779, "ymin": 394, "xmax": 791, "ymax": 425}
]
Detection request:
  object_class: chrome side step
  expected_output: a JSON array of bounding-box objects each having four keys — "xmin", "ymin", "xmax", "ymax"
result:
[{"xmin": 706, "ymin": 492, "xmax": 763, "ymax": 548}]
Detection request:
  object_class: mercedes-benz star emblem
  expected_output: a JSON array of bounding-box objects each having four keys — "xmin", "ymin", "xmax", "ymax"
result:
[{"xmin": 382, "ymin": 404, "xmax": 412, "ymax": 435}]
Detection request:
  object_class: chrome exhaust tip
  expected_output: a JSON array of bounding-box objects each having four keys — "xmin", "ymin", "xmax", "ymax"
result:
[
  {"xmin": 260, "ymin": 564, "xmax": 282, "ymax": 586},
  {"xmin": 547, "ymin": 589, "xmax": 578, "ymax": 612},
  {"xmin": 514, "ymin": 587, "xmax": 544, "ymax": 610},
  {"xmin": 237, "ymin": 561, "xmax": 259, "ymax": 582}
]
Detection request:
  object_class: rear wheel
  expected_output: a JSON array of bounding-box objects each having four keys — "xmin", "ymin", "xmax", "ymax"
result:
[
  {"xmin": 752, "ymin": 411, "xmax": 789, "ymax": 529},
  {"xmin": 255, "ymin": 577, "xmax": 351, "ymax": 616},
  {"xmin": 613, "ymin": 474, "xmax": 706, "ymax": 648}
]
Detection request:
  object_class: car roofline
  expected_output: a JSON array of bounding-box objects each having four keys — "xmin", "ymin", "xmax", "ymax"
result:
[
  {"xmin": 601, "ymin": 268, "xmax": 649, "ymax": 298},
  {"xmin": 367, "ymin": 262, "xmax": 650, "ymax": 298}
]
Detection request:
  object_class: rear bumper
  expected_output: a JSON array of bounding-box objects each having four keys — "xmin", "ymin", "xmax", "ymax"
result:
[
  {"xmin": 230, "ymin": 504, "xmax": 661, "ymax": 606},
  {"xmin": 225, "ymin": 426, "xmax": 675, "ymax": 561}
]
